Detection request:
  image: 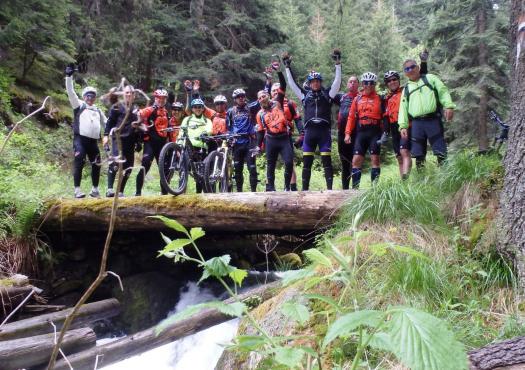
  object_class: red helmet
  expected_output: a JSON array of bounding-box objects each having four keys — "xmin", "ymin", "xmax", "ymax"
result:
[{"xmin": 153, "ymin": 89, "xmax": 168, "ymax": 97}]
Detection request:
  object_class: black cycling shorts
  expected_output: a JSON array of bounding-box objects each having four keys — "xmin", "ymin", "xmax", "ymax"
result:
[
  {"xmin": 391, "ymin": 123, "xmax": 411, "ymax": 156},
  {"xmin": 354, "ymin": 125, "xmax": 381, "ymax": 156}
]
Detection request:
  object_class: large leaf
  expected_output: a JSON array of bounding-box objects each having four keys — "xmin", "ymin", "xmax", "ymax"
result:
[
  {"xmin": 190, "ymin": 227, "xmax": 205, "ymax": 240},
  {"xmin": 203, "ymin": 255, "xmax": 234, "ymax": 278},
  {"xmin": 162, "ymin": 238, "xmax": 192, "ymax": 253},
  {"xmin": 229, "ymin": 268, "xmax": 248, "ymax": 286},
  {"xmin": 279, "ymin": 268, "xmax": 316, "ymax": 286},
  {"xmin": 231, "ymin": 335, "xmax": 267, "ymax": 351},
  {"xmin": 206, "ymin": 301, "xmax": 246, "ymax": 317},
  {"xmin": 281, "ymin": 301, "xmax": 310, "ymax": 325},
  {"xmin": 149, "ymin": 215, "xmax": 188, "ymax": 235},
  {"xmin": 303, "ymin": 248, "xmax": 333, "ymax": 268},
  {"xmin": 388, "ymin": 307, "xmax": 468, "ymax": 370},
  {"xmin": 323, "ymin": 310, "xmax": 384, "ymax": 348},
  {"xmin": 304, "ymin": 293, "xmax": 342, "ymax": 312},
  {"xmin": 273, "ymin": 347, "xmax": 306, "ymax": 368}
]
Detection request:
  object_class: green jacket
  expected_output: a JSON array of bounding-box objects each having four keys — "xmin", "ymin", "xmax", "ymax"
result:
[
  {"xmin": 179, "ymin": 114, "xmax": 213, "ymax": 148},
  {"xmin": 398, "ymin": 74, "xmax": 456, "ymax": 129}
]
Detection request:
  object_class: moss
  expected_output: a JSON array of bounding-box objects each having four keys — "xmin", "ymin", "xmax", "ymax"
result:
[{"xmin": 0, "ymin": 278, "xmax": 16, "ymax": 287}]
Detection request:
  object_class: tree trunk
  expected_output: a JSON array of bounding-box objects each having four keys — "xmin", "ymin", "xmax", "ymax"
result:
[
  {"xmin": 48, "ymin": 281, "xmax": 281, "ymax": 370},
  {"xmin": 0, "ymin": 327, "xmax": 96, "ymax": 370},
  {"xmin": 0, "ymin": 298, "xmax": 120, "ymax": 341},
  {"xmin": 41, "ymin": 190, "xmax": 354, "ymax": 235},
  {"xmin": 477, "ymin": 5, "xmax": 489, "ymax": 152},
  {"xmin": 499, "ymin": 0, "xmax": 525, "ymax": 291},
  {"xmin": 469, "ymin": 335, "xmax": 525, "ymax": 369}
]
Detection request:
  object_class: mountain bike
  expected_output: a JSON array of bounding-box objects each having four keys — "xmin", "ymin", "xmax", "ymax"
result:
[
  {"xmin": 487, "ymin": 109, "xmax": 509, "ymax": 154},
  {"xmin": 203, "ymin": 133, "xmax": 245, "ymax": 193},
  {"xmin": 158, "ymin": 126, "xmax": 210, "ymax": 195}
]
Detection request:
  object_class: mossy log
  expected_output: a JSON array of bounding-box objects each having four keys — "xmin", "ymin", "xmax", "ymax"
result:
[
  {"xmin": 469, "ymin": 335, "xmax": 525, "ymax": 369},
  {"xmin": 0, "ymin": 298, "xmax": 120, "ymax": 341},
  {"xmin": 49, "ymin": 281, "xmax": 281, "ymax": 370},
  {"xmin": 42, "ymin": 191, "xmax": 355, "ymax": 234},
  {"xmin": 0, "ymin": 327, "xmax": 96, "ymax": 370}
]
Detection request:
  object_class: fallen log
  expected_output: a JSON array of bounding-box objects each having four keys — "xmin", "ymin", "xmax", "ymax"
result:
[
  {"xmin": 469, "ymin": 335, "xmax": 525, "ymax": 370},
  {"xmin": 0, "ymin": 326, "xmax": 96, "ymax": 370},
  {"xmin": 0, "ymin": 285, "xmax": 42, "ymax": 320},
  {"xmin": 0, "ymin": 298, "xmax": 120, "ymax": 340},
  {"xmin": 50, "ymin": 281, "xmax": 281, "ymax": 370},
  {"xmin": 41, "ymin": 190, "xmax": 355, "ymax": 235}
]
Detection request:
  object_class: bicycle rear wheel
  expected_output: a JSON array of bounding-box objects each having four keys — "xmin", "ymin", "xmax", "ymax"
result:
[
  {"xmin": 159, "ymin": 142, "xmax": 189, "ymax": 195},
  {"xmin": 204, "ymin": 150, "xmax": 225, "ymax": 193}
]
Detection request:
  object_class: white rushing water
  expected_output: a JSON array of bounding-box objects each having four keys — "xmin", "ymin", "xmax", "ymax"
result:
[{"xmin": 100, "ymin": 282, "xmax": 239, "ymax": 370}]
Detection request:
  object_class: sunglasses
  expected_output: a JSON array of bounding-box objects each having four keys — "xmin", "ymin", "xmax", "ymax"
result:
[
  {"xmin": 386, "ymin": 78, "xmax": 399, "ymax": 83},
  {"xmin": 84, "ymin": 93, "xmax": 96, "ymax": 99},
  {"xmin": 363, "ymin": 81, "xmax": 375, "ymax": 86},
  {"xmin": 235, "ymin": 95, "xmax": 246, "ymax": 99},
  {"xmin": 403, "ymin": 64, "xmax": 418, "ymax": 73}
]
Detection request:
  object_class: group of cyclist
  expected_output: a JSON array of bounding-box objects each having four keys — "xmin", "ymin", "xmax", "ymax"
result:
[{"xmin": 65, "ymin": 48, "xmax": 455, "ymax": 198}]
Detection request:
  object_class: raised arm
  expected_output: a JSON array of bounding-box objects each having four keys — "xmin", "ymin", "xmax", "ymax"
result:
[
  {"xmin": 329, "ymin": 64, "xmax": 342, "ymax": 99},
  {"xmin": 65, "ymin": 76, "xmax": 82, "ymax": 109},
  {"xmin": 285, "ymin": 67, "xmax": 304, "ymax": 101}
]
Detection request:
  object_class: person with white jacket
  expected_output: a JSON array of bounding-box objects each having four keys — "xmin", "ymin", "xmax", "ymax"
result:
[{"xmin": 65, "ymin": 65, "xmax": 106, "ymax": 198}]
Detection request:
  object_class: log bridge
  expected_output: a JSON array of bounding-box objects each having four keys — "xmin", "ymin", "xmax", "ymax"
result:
[{"xmin": 41, "ymin": 190, "xmax": 356, "ymax": 235}]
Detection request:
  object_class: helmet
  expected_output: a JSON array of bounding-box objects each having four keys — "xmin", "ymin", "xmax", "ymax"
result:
[
  {"xmin": 213, "ymin": 95, "xmax": 227, "ymax": 104},
  {"xmin": 172, "ymin": 101, "xmax": 184, "ymax": 110},
  {"xmin": 82, "ymin": 86, "xmax": 97, "ymax": 97},
  {"xmin": 232, "ymin": 88, "xmax": 246, "ymax": 98},
  {"xmin": 271, "ymin": 83, "xmax": 281, "ymax": 91},
  {"xmin": 383, "ymin": 70, "xmax": 400, "ymax": 82},
  {"xmin": 361, "ymin": 72, "xmax": 377, "ymax": 82},
  {"xmin": 190, "ymin": 98, "xmax": 205, "ymax": 107},
  {"xmin": 153, "ymin": 89, "xmax": 168, "ymax": 97},
  {"xmin": 307, "ymin": 71, "xmax": 323, "ymax": 82}
]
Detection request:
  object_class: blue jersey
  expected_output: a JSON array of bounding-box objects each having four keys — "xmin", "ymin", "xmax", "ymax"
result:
[{"xmin": 227, "ymin": 101, "xmax": 260, "ymax": 144}]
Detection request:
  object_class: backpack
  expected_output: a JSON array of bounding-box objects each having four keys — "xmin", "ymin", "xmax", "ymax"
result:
[{"xmin": 403, "ymin": 74, "xmax": 442, "ymax": 119}]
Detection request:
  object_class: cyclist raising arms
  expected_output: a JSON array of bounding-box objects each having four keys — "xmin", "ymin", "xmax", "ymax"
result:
[
  {"xmin": 65, "ymin": 65, "xmax": 107, "ymax": 198},
  {"xmin": 283, "ymin": 49, "xmax": 342, "ymax": 190},
  {"xmin": 344, "ymin": 72, "xmax": 385, "ymax": 189},
  {"xmin": 255, "ymin": 89, "xmax": 294, "ymax": 192},
  {"xmin": 226, "ymin": 89, "xmax": 260, "ymax": 192},
  {"xmin": 135, "ymin": 88, "xmax": 170, "ymax": 196}
]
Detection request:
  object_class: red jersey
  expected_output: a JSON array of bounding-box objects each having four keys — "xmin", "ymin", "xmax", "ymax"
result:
[
  {"xmin": 384, "ymin": 89, "xmax": 402, "ymax": 124},
  {"xmin": 345, "ymin": 91, "xmax": 383, "ymax": 136},
  {"xmin": 139, "ymin": 105, "xmax": 169, "ymax": 140},
  {"xmin": 204, "ymin": 107, "xmax": 227, "ymax": 135}
]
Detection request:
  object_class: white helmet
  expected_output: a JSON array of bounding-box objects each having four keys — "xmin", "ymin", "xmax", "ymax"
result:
[
  {"xmin": 153, "ymin": 89, "xmax": 168, "ymax": 97},
  {"xmin": 213, "ymin": 95, "xmax": 227, "ymax": 104},
  {"xmin": 232, "ymin": 88, "xmax": 246, "ymax": 98},
  {"xmin": 271, "ymin": 83, "xmax": 281, "ymax": 91},
  {"xmin": 82, "ymin": 86, "xmax": 97, "ymax": 97},
  {"xmin": 361, "ymin": 72, "xmax": 377, "ymax": 83}
]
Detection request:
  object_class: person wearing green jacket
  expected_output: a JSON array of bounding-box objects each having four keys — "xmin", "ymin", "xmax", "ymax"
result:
[
  {"xmin": 398, "ymin": 59, "xmax": 455, "ymax": 167},
  {"xmin": 179, "ymin": 98, "xmax": 213, "ymax": 193}
]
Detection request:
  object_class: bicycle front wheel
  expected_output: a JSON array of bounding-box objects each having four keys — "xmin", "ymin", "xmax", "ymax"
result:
[
  {"xmin": 204, "ymin": 150, "xmax": 225, "ymax": 193},
  {"xmin": 159, "ymin": 142, "xmax": 189, "ymax": 195}
]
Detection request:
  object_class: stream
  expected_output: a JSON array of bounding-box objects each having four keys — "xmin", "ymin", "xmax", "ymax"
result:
[{"xmin": 99, "ymin": 281, "xmax": 240, "ymax": 370}]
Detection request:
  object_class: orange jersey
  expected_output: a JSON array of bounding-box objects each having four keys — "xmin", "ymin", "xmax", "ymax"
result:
[
  {"xmin": 169, "ymin": 116, "xmax": 183, "ymax": 142},
  {"xmin": 204, "ymin": 106, "xmax": 227, "ymax": 135},
  {"xmin": 283, "ymin": 98, "xmax": 300, "ymax": 134},
  {"xmin": 385, "ymin": 89, "xmax": 402, "ymax": 124},
  {"xmin": 139, "ymin": 105, "xmax": 169, "ymax": 140},
  {"xmin": 345, "ymin": 92, "xmax": 383, "ymax": 136},
  {"xmin": 256, "ymin": 104, "xmax": 288, "ymax": 135}
]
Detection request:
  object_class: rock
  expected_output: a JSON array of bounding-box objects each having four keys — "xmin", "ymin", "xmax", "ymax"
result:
[{"xmin": 112, "ymin": 271, "xmax": 179, "ymax": 333}]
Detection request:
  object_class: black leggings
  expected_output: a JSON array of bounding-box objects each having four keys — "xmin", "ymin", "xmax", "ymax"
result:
[
  {"xmin": 233, "ymin": 142, "xmax": 258, "ymax": 192},
  {"xmin": 108, "ymin": 136, "xmax": 136, "ymax": 193},
  {"xmin": 337, "ymin": 132, "xmax": 354, "ymax": 190},
  {"xmin": 265, "ymin": 135, "xmax": 293, "ymax": 191},
  {"xmin": 73, "ymin": 135, "xmax": 101, "ymax": 188},
  {"xmin": 136, "ymin": 137, "xmax": 167, "ymax": 195}
]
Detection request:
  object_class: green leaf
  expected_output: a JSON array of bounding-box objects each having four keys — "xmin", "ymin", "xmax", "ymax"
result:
[
  {"xmin": 304, "ymin": 276, "xmax": 325, "ymax": 290},
  {"xmin": 149, "ymin": 215, "xmax": 188, "ymax": 235},
  {"xmin": 231, "ymin": 335, "xmax": 267, "ymax": 351},
  {"xmin": 387, "ymin": 244, "xmax": 431, "ymax": 261},
  {"xmin": 273, "ymin": 347, "xmax": 305, "ymax": 368},
  {"xmin": 203, "ymin": 255, "xmax": 234, "ymax": 278},
  {"xmin": 190, "ymin": 227, "xmax": 205, "ymax": 240},
  {"xmin": 162, "ymin": 238, "xmax": 192, "ymax": 253},
  {"xmin": 366, "ymin": 331, "xmax": 393, "ymax": 352},
  {"xmin": 160, "ymin": 232, "xmax": 172, "ymax": 245},
  {"xmin": 155, "ymin": 303, "xmax": 208, "ymax": 334},
  {"xmin": 323, "ymin": 310, "xmax": 384, "ymax": 348},
  {"xmin": 281, "ymin": 301, "xmax": 310, "ymax": 325},
  {"xmin": 229, "ymin": 268, "xmax": 248, "ymax": 286},
  {"xmin": 280, "ymin": 268, "xmax": 316, "ymax": 286},
  {"xmin": 304, "ymin": 294, "xmax": 342, "ymax": 312},
  {"xmin": 368, "ymin": 243, "xmax": 387, "ymax": 256},
  {"xmin": 206, "ymin": 301, "xmax": 246, "ymax": 317},
  {"xmin": 303, "ymin": 248, "xmax": 333, "ymax": 268},
  {"xmin": 388, "ymin": 307, "xmax": 468, "ymax": 370}
]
